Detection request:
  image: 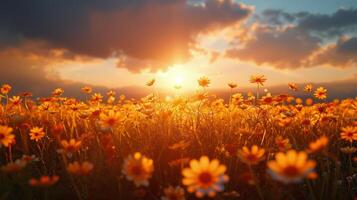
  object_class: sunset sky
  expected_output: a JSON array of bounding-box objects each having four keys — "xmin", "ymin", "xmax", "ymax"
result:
[{"xmin": 1, "ymin": 0, "xmax": 356, "ymax": 97}]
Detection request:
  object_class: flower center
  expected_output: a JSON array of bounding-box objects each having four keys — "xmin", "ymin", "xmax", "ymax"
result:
[
  {"xmin": 131, "ymin": 165, "xmax": 143, "ymax": 176},
  {"xmin": 198, "ymin": 171, "xmax": 213, "ymax": 185},
  {"xmin": 282, "ymin": 166, "xmax": 300, "ymax": 177},
  {"xmin": 246, "ymin": 154, "xmax": 258, "ymax": 162}
]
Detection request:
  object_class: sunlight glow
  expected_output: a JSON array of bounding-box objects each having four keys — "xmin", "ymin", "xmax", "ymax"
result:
[{"xmin": 157, "ymin": 64, "xmax": 199, "ymax": 90}]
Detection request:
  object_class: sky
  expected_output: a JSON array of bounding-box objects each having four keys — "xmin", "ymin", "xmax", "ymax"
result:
[{"xmin": 0, "ymin": 0, "xmax": 356, "ymax": 98}]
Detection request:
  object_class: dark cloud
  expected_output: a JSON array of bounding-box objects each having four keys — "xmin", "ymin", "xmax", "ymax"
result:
[
  {"xmin": 298, "ymin": 8, "xmax": 357, "ymax": 34},
  {"xmin": 309, "ymin": 36, "xmax": 357, "ymax": 67},
  {"xmin": 226, "ymin": 26, "xmax": 321, "ymax": 68},
  {"xmin": 0, "ymin": 0, "xmax": 252, "ymax": 72},
  {"xmin": 226, "ymin": 8, "xmax": 357, "ymax": 69},
  {"xmin": 0, "ymin": 46, "xmax": 151, "ymax": 98}
]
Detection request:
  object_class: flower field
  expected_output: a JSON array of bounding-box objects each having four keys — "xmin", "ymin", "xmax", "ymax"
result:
[{"xmin": 0, "ymin": 76, "xmax": 356, "ymax": 200}]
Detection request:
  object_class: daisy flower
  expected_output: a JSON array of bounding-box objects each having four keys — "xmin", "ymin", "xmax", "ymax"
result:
[
  {"xmin": 122, "ymin": 152, "xmax": 154, "ymax": 187},
  {"xmin": 0, "ymin": 125, "xmax": 15, "ymax": 147},
  {"xmin": 267, "ymin": 150, "xmax": 316, "ymax": 184},
  {"xmin": 182, "ymin": 156, "xmax": 229, "ymax": 198},
  {"xmin": 29, "ymin": 127, "xmax": 45, "ymax": 142}
]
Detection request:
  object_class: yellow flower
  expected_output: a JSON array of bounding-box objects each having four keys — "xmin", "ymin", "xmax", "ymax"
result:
[
  {"xmin": 275, "ymin": 136, "xmax": 291, "ymax": 151},
  {"xmin": 267, "ymin": 150, "xmax": 316, "ymax": 183},
  {"xmin": 29, "ymin": 175, "xmax": 59, "ymax": 187},
  {"xmin": 61, "ymin": 139, "xmax": 82, "ymax": 153},
  {"xmin": 99, "ymin": 110, "xmax": 121, "ymax": 128},
  {"xmin": 231, "ymin": 93, "xmax": 244, "ymax": 104},
  {"xmin": 288, "ymin": 83, "xmax": 298, "ymax": 91},
  {"xmin": 67, "ymin": 161, "xmax": 94, "ymax": 176},
  {"xmin": 304, "ymin": 84, "xmax": 313, "ymax": 92},
  {"xmin": 1, "ymin": 84, "xmax": 12, "ymax": 94},
  {"xmin": 106, "ymin": 90, "xmax": 116, "ymax": 97},
  {"xmin": 161, "ymin": 186, "xmax": 185, "ymax": 200},
  {"xmin": 314, "ymin": 87, "xmax": 327, "ymax": 99},
  {"xmin": 308, "ymin": 136, "xmax": 329, "ymax": 153},
  {"xmin": 340, "ymin": 126, "xmax": 357, "ymax": 142},
  {"xmin": 81, "ymin": 86, "xmax": 92, "ymax": 94},
  {"xmin": 250, "ymin": 75, "xmax": 267, "ymax": 86},
  {"xmin": 146, "ymin": 79, "xmax": 156, "ymax": 87},
  {"xmin": 29, "ymin": 127, "xmax": 45, "ymax": 142},
  {"xmin": 261, "ymin": 94, "xmax": 274, "ymax": 104},
  {"xmin": 91, "ymin": 93, "xmax": 103, "ymax": 103},
  {"xmin": 238, "ymin": 145, "xmax": 265, "ymax": 165},
  {"xmin": 52, "ymin": 88, "xmax": 64, "ymax": 96},
  {"xmin": 198, "ymin": 76, "xmax": 210, "ymax": 88},
  {"xmin": 10, "ymin": 96, "xmax": 21, "ymax": 106},
  {"xmin": 0, "ymin": 125, "xmax": 15, "ymax": 147},
  {"xmin": 122, "ymin": 152, "xmax": 154, "ymax": 187},
  {"xmin": 227, "ymin": 82, "xmax": 237, "ymax": 89},
  {"xmin": 182, "ymin": 156, "xmax": 228, "ymax": 198}
]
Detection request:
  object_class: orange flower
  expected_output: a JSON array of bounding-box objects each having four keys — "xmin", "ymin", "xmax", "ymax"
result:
[
  {"xmin": 340, "ymin": 126, "xmax": 357, "ymax": 142},
  {"xmin": 0, "ymin": 125, "xmax": 15, "ymax": 147},
  {"xmin": 261, "ymin": 94, "xmax": 274, "ymax": 104},
  {"xmin": 198, "ymin": 76, "xmax": 210, "ymax": 88},
  {"xmin": 99, "ymin": 110, "xmax": 121, "ymax": 128},
  {"xmin": 250, "ymin": 75, "xmax": 266, "ymax": 86},
  {"xmin": 227, "ymin": 82, "xmax": 237, "ymax": 89},
  {"xmin": 81, "ymin": 86, "xmax": 92, "ymax": 94},
  {"xmin": 314, "ymin": 87, "xmax": 327, "ymax": 99},
  {"xmin": 161, "ymin": 186, "xmax": 185, "ymax": 200},
  {"xmin": 340, "ymin": 146, "xmax": 357, "ymax": 154},
  {"xmin": 1, "ymin": 84, "xmax": 12, "ymax": 94},
  {"xmin": 122, "ymin": 152, "xmax": 154, "ymax": 187},
  {"xmin": 146, "ymin": 79, "xmax": 155, "ymax": 87},
  {"xmin": 29, "ymin": 175, "xmax": 59, "ymax": 187},
  {"xmin": 29, "ymin": 127, "xmax": 45, "ymax": 142},
  {"xmin": 67, "ymin": 161, "xmax": 94, "ymax": 176},
  {"xmin": 91, "ymin": 93, "xmax": 103, "ymax": 103},
  {"xmin": 304, "ymin": 84, "xmax": 313, "ymax": 92},
  {"xmin": 275, "ymin": 136, "xmax": 291, "ymax": 151},
  {"xmin": 308, "ymin": 136, "xmax": 329, "ymax": 153},
  {"xmin": 1, "ymin": 159, "xmax": 27, "ymax": 174},
  {"xmin": 238, "ymin": 145, "xmax": 265, "ymax": 165},
  {"xmin": 61, "ymin": 139, "xmax": 82, "ymax": 153},
  {"xmin": 10, "ymin": 96, "xmax": 21, "ymax": 106},
  {"xmin": 305, "ymin": 98, "xmax": 314, "ymax": 106},
  {"xmin": 288, "ymin": 83, "xmax": 298, "ymax": 91},
  {"xmin": 182, "ymin": 156, "xmax": 228, "ymax": 198},
  {"xmin": 295, "ymin": 98, "xmax": 303, "ymax": 105},
  {"xmin": 52, "ymin": 88, "xmax": 64, "ymax": 96},
  {"xmin": 231, "ymin": 93, "xmax": 244, "ymax": 104},
  {"xmin": 107, "ymin": 90, "xmax": 116, "ymax": 97},
  {"xmin": 267, "ymin": 150, "xmax": 316, "ymax": 183}
]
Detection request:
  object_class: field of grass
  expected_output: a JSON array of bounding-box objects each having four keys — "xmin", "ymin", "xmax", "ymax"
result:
[{"xmin": 0, "ymin": 77, "xmax": 356, "ymax": 200}]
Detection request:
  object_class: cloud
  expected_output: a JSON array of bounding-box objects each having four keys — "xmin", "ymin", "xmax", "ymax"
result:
[
  {"xmin": 0, "ymin": 45, "xmax": 153, "ymax": 98},
  {"xmin": 308, "ymin": 36, "xmax": 357, "ymax": 67},
  {"xmin": 226, "ymin": 26, "xmax": 321, "ymax": 68},
  {"xmin": 0, "ymin": 0, "xmax": 252, "ymax": 72},
  {"xmin": 226, "ymin": 8, "xmax": 357, "ymax": 69},
  {"xmin": 298, "ymin": 8, "xmax": 357, "ymax": 35}
]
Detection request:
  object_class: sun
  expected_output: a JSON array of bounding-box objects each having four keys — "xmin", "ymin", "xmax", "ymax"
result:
[
  {"xmin": 174, "ymin": 75, "xmax": 184, "ymax": 85},
  {"xmin": 156, "ymin": 64, "xmax": 198, "ymax": 90}
]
